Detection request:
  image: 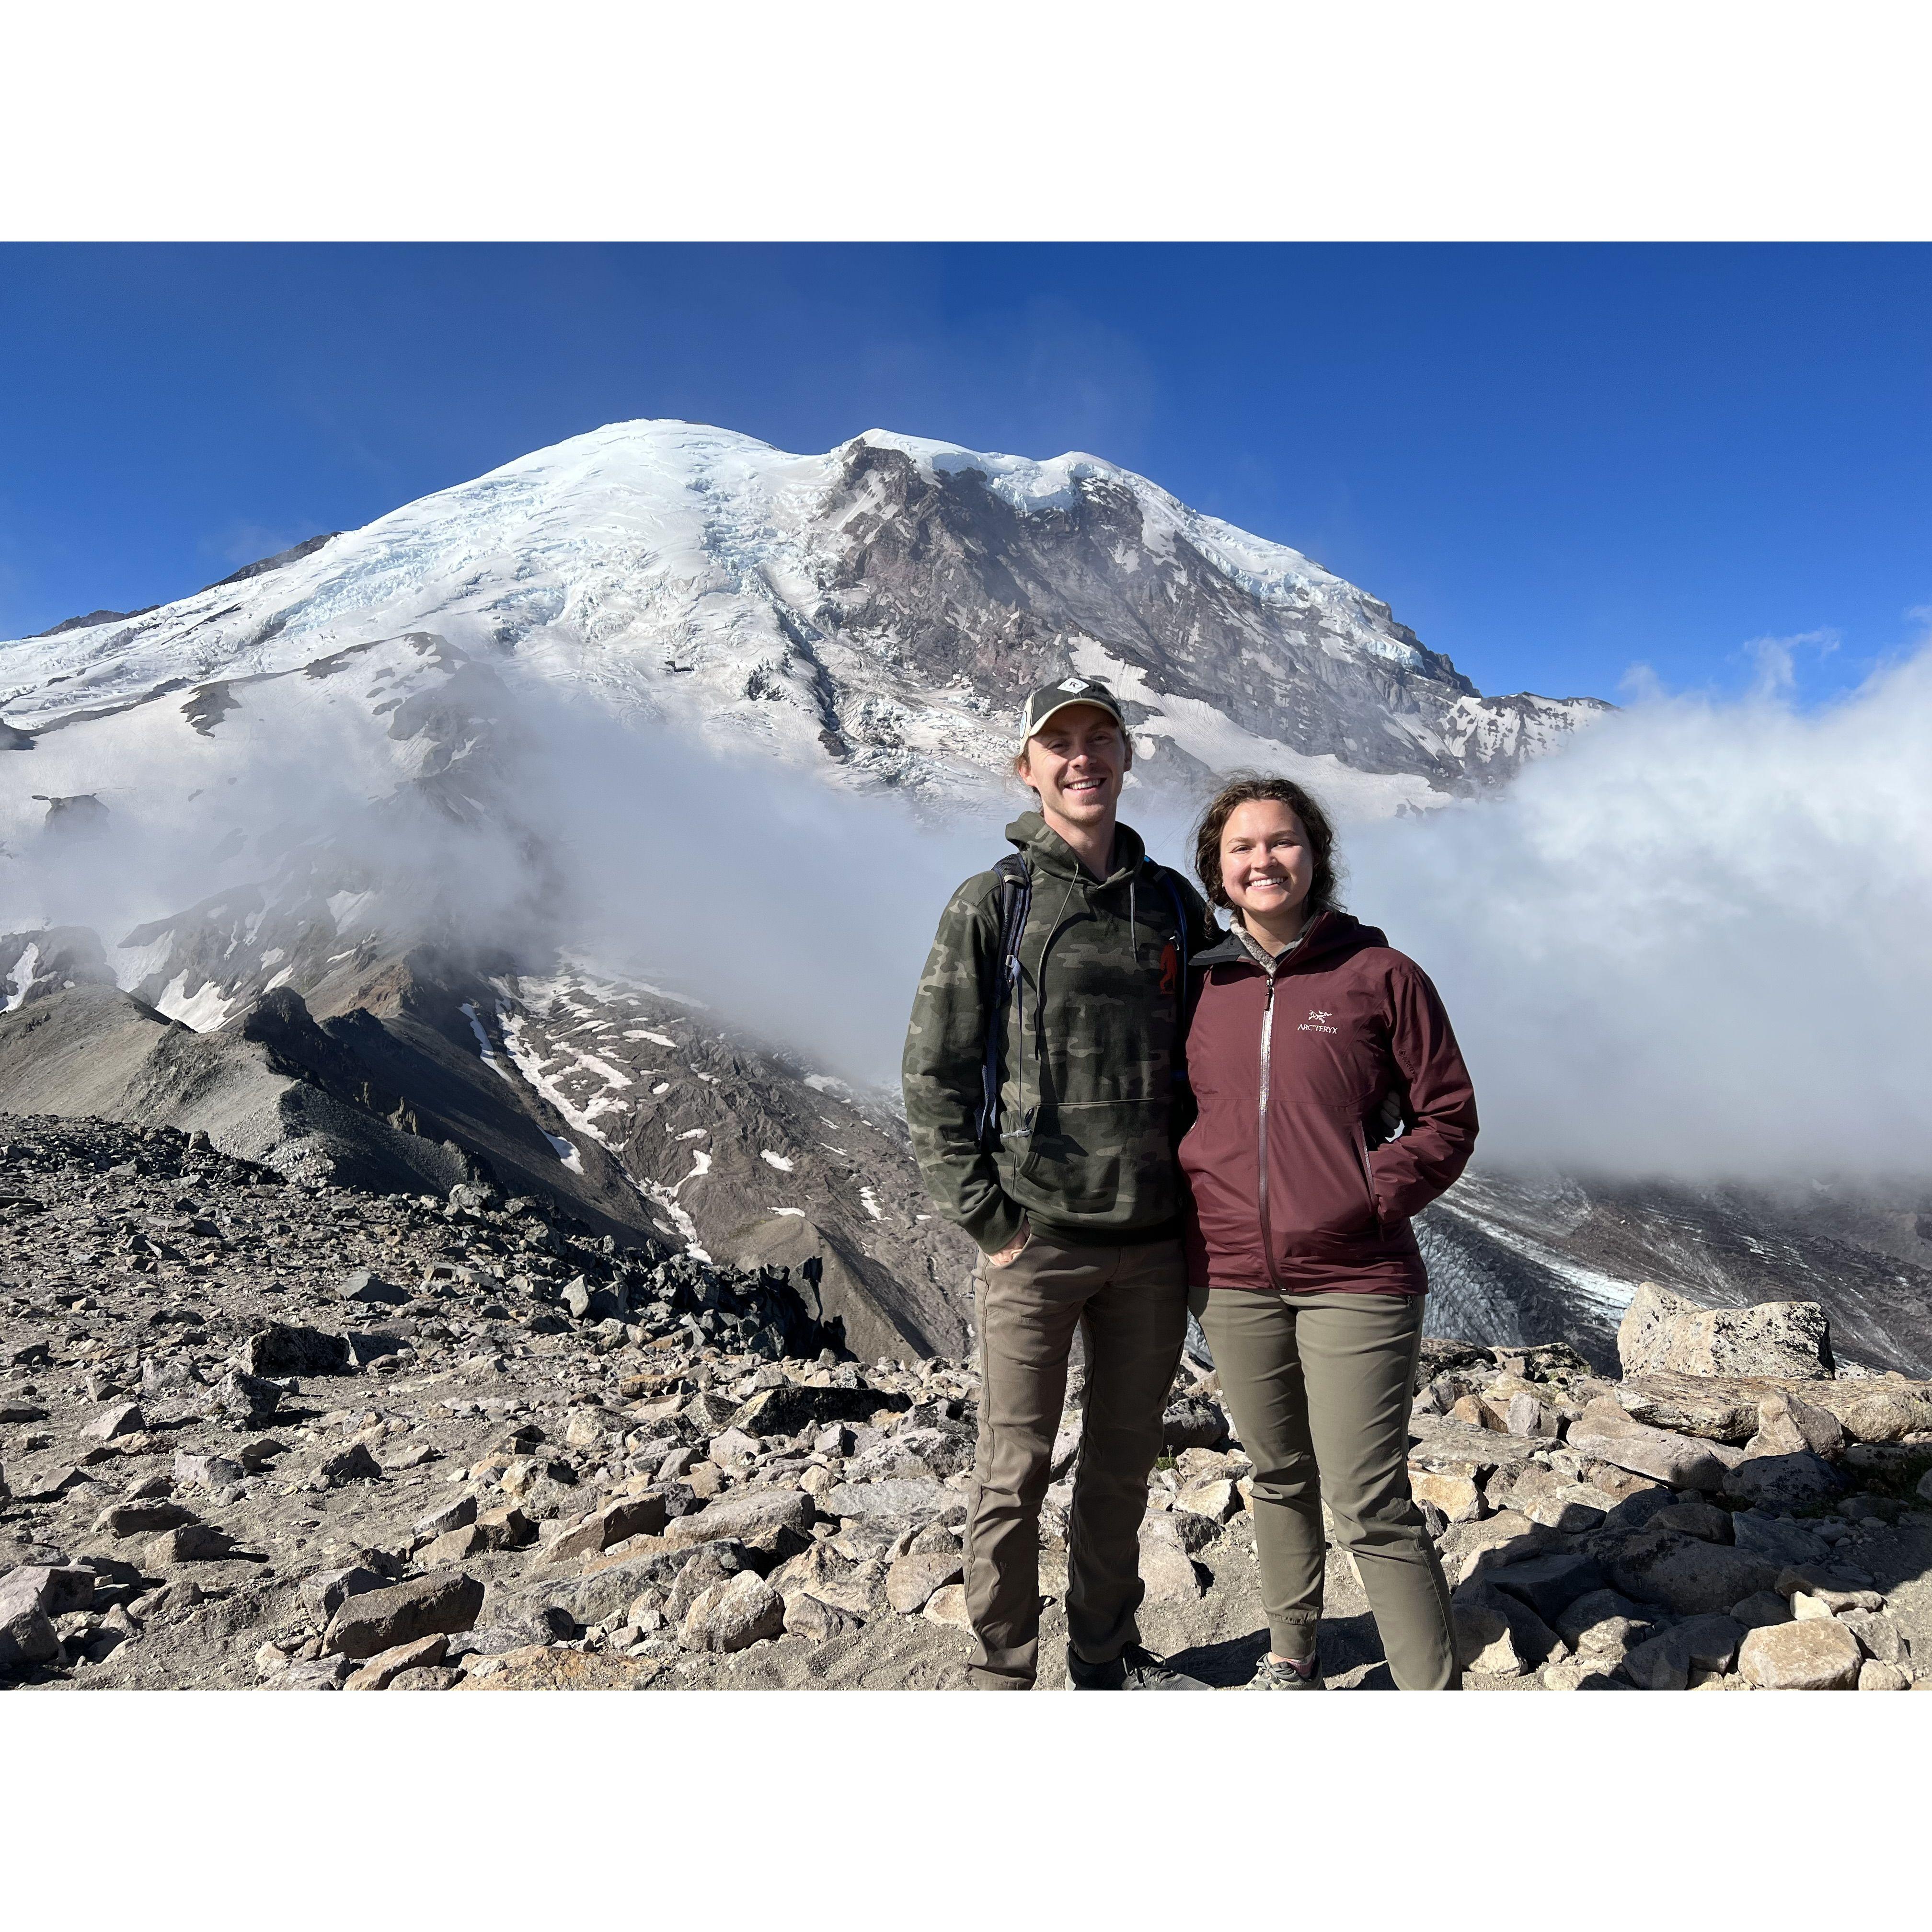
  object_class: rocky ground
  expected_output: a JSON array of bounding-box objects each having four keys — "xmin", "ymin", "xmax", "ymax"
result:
[{"xmin": 3, "ymin": 1109, "xmax": 1930, "ymax": 1692}]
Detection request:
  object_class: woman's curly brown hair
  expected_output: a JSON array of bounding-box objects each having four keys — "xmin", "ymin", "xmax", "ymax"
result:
[{"xmin": 1192, "ymin": 775, "xmax": 1343, "ymax": 916}]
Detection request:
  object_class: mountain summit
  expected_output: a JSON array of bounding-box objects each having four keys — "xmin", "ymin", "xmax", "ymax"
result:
[{"xmin": 1, "ymin": 419, "xmax": 1606, "ymax": 819}]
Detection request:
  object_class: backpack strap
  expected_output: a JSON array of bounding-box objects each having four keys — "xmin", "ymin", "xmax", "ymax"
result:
[{"xmin": 976, "ymin": 854, "xmax": 1032, "ymax": 1152}]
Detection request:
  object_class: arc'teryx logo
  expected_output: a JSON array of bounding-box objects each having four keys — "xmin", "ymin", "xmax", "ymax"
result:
[{"xmin": 1299, "ymin": 1007, "xmax": 1338, "ymax": 1035}]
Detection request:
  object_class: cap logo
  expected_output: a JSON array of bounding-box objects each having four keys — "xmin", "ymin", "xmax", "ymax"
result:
[{"xmin": 1057, "ymin": 678, "xmax": 1090, "ymax": 693}]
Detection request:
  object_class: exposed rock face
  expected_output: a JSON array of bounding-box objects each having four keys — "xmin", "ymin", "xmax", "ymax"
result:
[
  {"xmin": 2, "ymin": 1110, "xmax": 1926, "ymax": 1695},
  {"xmin": 1619, "ymin": 1282, "xmax": 1835, "ymax": 1380}
]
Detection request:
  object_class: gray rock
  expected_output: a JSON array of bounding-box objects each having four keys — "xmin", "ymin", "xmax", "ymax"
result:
[
  {"xmin": 172, "ymin": 1450, "xmax": 246, "ymax": 1492},
  {"xmin": 1728, "ymin": 1510, "xmax": 1831, "ymax": 1566},
  {"xmin": 1453, "ymin": 1577, "xmax": 1565, "ymax": 1669},
  {"xmin": 818, "ymin": 1478, "xmax": 952, "ymax": 1524},
  {"xmin": 264, "ymin": 1655, "xmax": 357, "ymax": 1690},
  {"xmin": 313, "ymin": 1442, "xmax": 384, "ymax": 1487},
  {"xmin": 92, "ymin": 1500, "xmax": 194, "ymax": 1538},
  {"xmin": 885, "ymin": 1551, "xmax": 964, "ymax": 1614},
  {"xmin": 79, "ymin": 1400, "xmax": 145, "ymax": 1441},
  {"xmin": 1747, "ymin": 1389, "xmax": 1846, "ymax": 1459},
  {"xmin": 1138, "ymin": 1514, "xmax": 1206, "ymax": 1602},
  {"xmin": 1737, "ymin": 1618, "xmax": 1862, "ymax": 1689},
  {"xmin": 301, "ymin": 1565, "xmax": 387, "ymax": 1621},
  {"xmin": 1618, "ymin": 1284, "xmax": 1834, "ymax": 1380},
  {"xmin": 731, "ymin": 1383, "xmax": 907, "ymax": 1438},
  {"xmin": 339, "ymin": 1269, "xmax": 406, "ymax": 1306},
  {"xmin": 1487, "ymin": 1553, "xmax": 1609, "ymax": 1625},
  {"xmin": 1568, "ymin": 1400, "xmax": 1741, "ymax": 1491},
  {"xmin": 1728, "ymin": 1590, "xmax": 1793, "ymax": 1630},
  {"xmin": 1723, "ymin": 1452, "xmax": 1844, "ymax": 1513},
  {"xmin": 782, "ymin": 1592, "xmax": 862, "ymax": 1641},
  {"xmin": 1554, "ymin": 1587, "xmax": 1654, "ymax": 1650},
  {"xmin": 414, "ymin": 1495, "xmax": 478, "ymax": 1540},
  {"xmin": 681, "ymin": 1570, "xmax": 784, "ymax": 1652},
  {"xmin": 214, "ymin": 1370, "xmax": 282, "ymax": 1426},
  {"xmin": 323, "ymin": 1571, "xmax": 485, "ymax": 1658},
  {"xmin": 1607, "ymin": 1526, "xmax": 1781, "ymax": 1616},
  {"xmin": 1162, "ymin": 1398, "xmax": 1228, "ymax": 1450},
  {"xmin": 242, "ymin": 1323, "xmax": 351, "ymax": 1377},
  {"xmin": 1858, "ymin": 1660, "xmax": 1913, "ymax": 1690},
  {"xmin": 662, "ymin": 1487, "xmax": 816, "ymax": 1555},
  {"xmin": 142, "ymin": 1522, "xmax": 231, "ymax": 1565},
  {"xmin": 1623, "ymin": 1613, "xmax": 1744, "ymax": 1690},
  {"xmin": 1839, "ymin": 1609, "xmax": 1908, "ymax": 1664}
]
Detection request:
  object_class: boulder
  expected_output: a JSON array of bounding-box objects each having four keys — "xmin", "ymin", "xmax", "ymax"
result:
[
  {"xmin": 1612, "ymin": 1374, "xmax": 1761, "ymax": 1442},
  {"xmin": 344, "ymin": 1633, "xmax": 449, "ymax": 1690},
  {"xmin": 92, "ymin": 1500, "xmax": 194, "ymax": 1538},
  {"xmin": 1617, "ymin": 1284, "xmax": 1832, "ymax": 1381},
  {"xmin": 1487, "ymin": 1552, "xmax": 1609, "ymax": 1625},
  {"xmin": 1747, "ymin": 1389, "xmax": 1846, "ymax": 1459},
  {"xmin": 886, "ymin": 1551, "xmax": 964, "ymax": 1614},
  {"xmin": 1568, "ymin": 1399, "xmax": 1742, "ymax": 1491},
  {"xmin": 1453, "ymin": 1577, "xmax": 1565, "ymax": 1669},
  {"xmin": 1607, "ymin": 1525, "xmax": 1781, "ymax": 1616},
  {"xmin": 1410, "ymin": 1468, "xmax": 1486, "ymax": 1523},
  {"xmin": 142, "ymin": 1522, "xmax": 231, "ymax": 1565},
  {"xmin": 1722, "ymin": 1452, "xmax": 1843, "ymax": 1513},
  {"xmin": 80, "ymin": 1400, "xmax": 146, "ymax": 1441},
  {"xmin": 818, "ymin": 1479, "xmax": 953, "ymax": 1525},
  {"xmin": 730, "ymin": 1383, "xmax": 908, "ymax": 1438},
  {"xmin": 1728, "ymin": 1511, "xmax": 1831, "ymax": 1567},
  {"xmin": 1162, "ymin": 1398, "xmax": 1229, "ymax": 1450},
  {"xmin": 214, "ymin": 1370, "xmax": 282, "ymax": 1426},
  {"xmin": 1138, "ymin": 1514, "xmax": 1205, "ymax": 1602},
  {"xmin": 242, "ymin": 1323, "xmax": 351, "ymax": 1377},
  {"xmin": 1858, "ymin": 1661, "xmax": 1913, "ymax": 1690},
  {"xmin": 681, "ymin": 1570, "xmax": 784, "ymax": 1652},
  {"xmin": 662, "ymin": 1488, "xmax": 815, "ymax": 1554},
  {"xmin": 312, "ymin": 1442, "xmax": 384, "ymax": 1488},
  {"xmin": 1622, "ymin": 1612, "xmax": 1744, "ymax": 1690},
  {"xmin": 1737, "ymin": 1618, "xmax": 1862, "ymax": 1690},
  {"xmin": 323, "ymin": 1571, "xmax": 485, "ymax": 1658},
  {"xmin": 1838, "ymin": 1382, "xmax": 1932, "ymax": 1445},
  {"xmin": 782, "ymin": 1592, "xmax": 863, "ymax": 1641},
  {"xmin": 922, "ymin": 1583, "xmax": 972, "ymax": 1629}
]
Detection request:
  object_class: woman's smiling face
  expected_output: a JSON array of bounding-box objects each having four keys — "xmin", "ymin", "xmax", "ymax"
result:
[{"xmin": 1219, "ymin": 797, "xmax": 1314, "ymax": 927}]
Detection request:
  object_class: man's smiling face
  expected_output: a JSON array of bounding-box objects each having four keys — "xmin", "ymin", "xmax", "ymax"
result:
[{"xmin": 1017, "ymin": 702, "xmax": 1129, "ymax": 831}]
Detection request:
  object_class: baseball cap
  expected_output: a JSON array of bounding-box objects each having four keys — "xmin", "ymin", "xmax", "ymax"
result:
[{"xmin": 1017, "ymin": 675, "xmax": 1127, "ymax": 751}]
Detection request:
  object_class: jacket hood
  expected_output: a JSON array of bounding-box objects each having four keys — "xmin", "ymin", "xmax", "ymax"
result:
[
  {"xmin": 1193, "ymin": 907, "xmax": 1387, "ymax": 971},
  {"xmin": 1004, "ymin": 809, "xmax": 1150, "ymax": 885}
]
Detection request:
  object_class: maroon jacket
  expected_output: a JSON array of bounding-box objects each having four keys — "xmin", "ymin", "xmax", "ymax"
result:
[{"xmin": 1179, "ymin": 910, "xmax": 1478, "ymax": 1295}]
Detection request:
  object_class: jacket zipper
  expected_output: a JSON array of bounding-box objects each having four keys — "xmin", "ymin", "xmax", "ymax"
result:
[{"xmin": 1256, "ymin": 972, "xmax": 1285, "ymax": 1290}]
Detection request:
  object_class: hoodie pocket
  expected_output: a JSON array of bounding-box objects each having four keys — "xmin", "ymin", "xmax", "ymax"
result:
[{"xmin": 1016, "ymin": 1099, "xmax": 1173, "ymax": 1221}]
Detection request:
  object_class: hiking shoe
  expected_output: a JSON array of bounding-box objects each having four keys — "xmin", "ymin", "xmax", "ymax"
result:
[
  {"xmin": 1067, "ymin": 1642, "xmax": 1212, "ymax": 1690},
  {"xmin": 1247, "ymin": 1655, "xmax": 1325, "ymax": 1690}
]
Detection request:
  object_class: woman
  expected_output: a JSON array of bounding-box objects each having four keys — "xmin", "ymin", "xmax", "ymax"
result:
[{"xmin": 1179, "ymin": 777, "xmax": 1477, "ymax": 1690}]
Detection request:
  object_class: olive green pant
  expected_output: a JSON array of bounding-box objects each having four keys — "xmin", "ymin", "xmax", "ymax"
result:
[
  {"xmin": 1198, "ymin": 1288, "xmax": 1460, "ymax": 1690},
  {"xmin": 964, "ymin": 1234, "xmax": 1189, "ymax": 1689}
]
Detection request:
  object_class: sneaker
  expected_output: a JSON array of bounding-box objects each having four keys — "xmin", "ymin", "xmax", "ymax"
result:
[
  {"xmin": 1067, "ymin": 1642, "xmax": 1212, "ymax": 1690},
  {"xmin": 1247, "ymin": 1654, "xmax": 1325, "ymax": 1690}
]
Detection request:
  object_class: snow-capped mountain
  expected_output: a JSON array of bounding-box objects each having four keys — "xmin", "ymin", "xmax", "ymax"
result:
[
  {"xmin": 2, "ymin": 418, "xmax": 1630, "ymax": 1361},
  {"xmin": 1, "ymin": 420, "xmax": 1606, "ymax": 824}
]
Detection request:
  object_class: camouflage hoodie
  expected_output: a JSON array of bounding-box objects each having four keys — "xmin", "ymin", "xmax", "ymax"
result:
[{"xmin": 902, "ymin": 810, "xmax": 1216, "ymax": 1255}]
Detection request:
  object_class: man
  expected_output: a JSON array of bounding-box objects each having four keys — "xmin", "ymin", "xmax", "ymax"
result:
[{"xmin": 902, "ymin": 675, "xmax": 1217, "ymax": 1690}]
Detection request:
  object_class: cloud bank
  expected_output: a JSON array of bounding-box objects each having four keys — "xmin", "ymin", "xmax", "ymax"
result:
[
  {"xmin": 8, "ymin": 639, "xmax": 1930, "ymax": 1187},
  {"xmin": 1345, "ymin": 638, "xmax": 1932, "ymax": 1179}
]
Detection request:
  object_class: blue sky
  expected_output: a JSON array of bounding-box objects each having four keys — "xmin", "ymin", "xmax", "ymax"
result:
[{"xmin": 1, "ymin": 242, "xmax": 1927, "ymax": 705}]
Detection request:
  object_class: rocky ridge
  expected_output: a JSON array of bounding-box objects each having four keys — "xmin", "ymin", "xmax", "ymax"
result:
[{"xmin": 3, "ymin": 1112, "xmax": 1928, "ymax": 1692}]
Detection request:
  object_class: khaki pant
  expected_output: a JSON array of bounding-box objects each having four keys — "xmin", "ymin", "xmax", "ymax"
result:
[
  {"xmin": 964, "ymin": 1234, "xmax": 1188, "ymax": 1689},
  {"xmin": 1198, "ymin": 1288, "xmax": 1460, "ymax": 1690}
]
